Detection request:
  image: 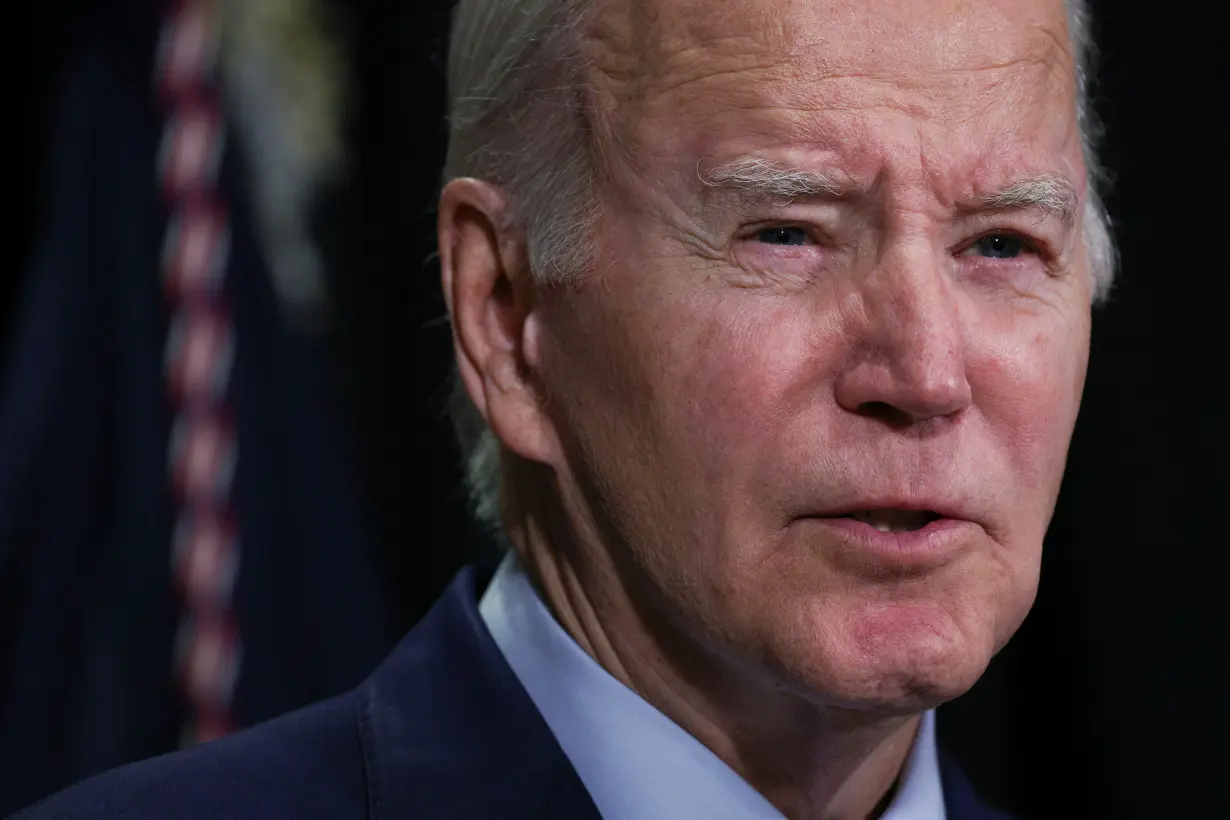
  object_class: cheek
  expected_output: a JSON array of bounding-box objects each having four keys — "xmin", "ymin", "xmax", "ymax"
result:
[
  {"xmin": 970, "ymin": 312, "xmax": 1090, "ymax": 510},
  {"xmin": 644, "ymin": 295, "xmax": 830, "ymax": 488},
  {"xmin": 544, "ymin": 281, "xmax": 829, "ymax": 568}
]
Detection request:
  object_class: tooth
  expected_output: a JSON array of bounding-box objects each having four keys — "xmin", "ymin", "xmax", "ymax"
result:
[{"xmin": 845, "ymin": 510, "xmax": 933, "ymax": 532}]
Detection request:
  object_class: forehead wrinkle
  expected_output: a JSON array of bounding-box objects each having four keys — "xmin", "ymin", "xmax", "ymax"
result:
[
  {"xmin": 594, "ymin": 55, "xmax": 1074, "ymax": 172},
  {"xmin": 584, "ymin": 0, "xmax": 785, "ymax": 109},
  {"xmin": 782, "ymin": 20, "xmax": 1071, "ymax": 86},
  {"xmin": 587, "ymin": 0, "xmax": 1077, "ymax": 120},
  {"xmin": 584, "ymin": 0, "xmax": 1083, "ymax": 220}
]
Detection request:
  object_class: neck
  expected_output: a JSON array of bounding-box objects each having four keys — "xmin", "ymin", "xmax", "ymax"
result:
[{"xmin": 503, "ymin": 487, "xmax": 924, "ymax": 820}]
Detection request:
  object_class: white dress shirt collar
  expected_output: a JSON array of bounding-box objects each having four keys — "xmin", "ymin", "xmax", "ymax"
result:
[{"xmin": 479, "ymin": 552, "xmax": 947, "ymax": 819}]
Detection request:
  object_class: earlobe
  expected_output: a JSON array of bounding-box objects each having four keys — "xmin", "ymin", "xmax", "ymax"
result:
[{"xmin": 438, "ymin": 178, "xmax": 560, "ymax": 467}]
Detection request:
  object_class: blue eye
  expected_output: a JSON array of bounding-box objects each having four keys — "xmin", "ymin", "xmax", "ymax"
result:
[
  {"xmin": 756, "ymin": 226, "xmax": 809, "ymax": 246},
  {"xmin": 967, "ymin": 234, "xmax": 1031, "ymax": 259}
]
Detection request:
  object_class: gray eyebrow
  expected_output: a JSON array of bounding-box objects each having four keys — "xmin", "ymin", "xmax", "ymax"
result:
[
  {"xmin": 700, "ymin": 157, "xmax": 1078, "ymax": 229},
  {"xmin": 975, "ymin": 175, "xmax": 1078, "ymax": 228},
  {"xmin": 698, "ymin": 157, "xmax": 856, "ymax": 200}
]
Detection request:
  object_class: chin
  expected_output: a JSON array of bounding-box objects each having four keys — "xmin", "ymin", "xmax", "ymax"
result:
[
  {"xmin": 773, "ymin": 595, "xmax": 1001, "ymax": 714},
  {"xmin": 848, "ymin": 646, "xmax": 991, "ymax": 714}
]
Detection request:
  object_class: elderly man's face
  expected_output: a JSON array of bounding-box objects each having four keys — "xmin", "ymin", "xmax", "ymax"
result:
[{"xmin": 530, "ymin": 0, "xmax": 1091, "ymax": 709}]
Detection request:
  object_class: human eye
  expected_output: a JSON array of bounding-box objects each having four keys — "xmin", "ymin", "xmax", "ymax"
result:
[
  {"xmin": 754, "ymin": 225, "xmax": 812, "ymax": 247},
  {"xmin": 729, "ymin": 219, "xmax": 836, "ymax": 286},
  {"xmin": 959, "ymin": 232, "xmax": 1038, "ymax": 260}
]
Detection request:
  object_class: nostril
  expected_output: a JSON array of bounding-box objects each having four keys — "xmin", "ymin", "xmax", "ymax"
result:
[{"xmin": 856, "ymin": 401, "xmax": 916, "ymax": 429}]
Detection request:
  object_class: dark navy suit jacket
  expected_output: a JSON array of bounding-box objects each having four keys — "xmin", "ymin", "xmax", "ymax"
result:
[{"xmin": 14, "ymin": 566, "xmax": 1013, "ymax": 820}]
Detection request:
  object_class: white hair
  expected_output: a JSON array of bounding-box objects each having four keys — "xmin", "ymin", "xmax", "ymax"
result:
[
  {"xmin": 701, "ymin": 160, "xmax": 1082, "ymax": 230},
  {"xmin": 443, "ymin": 0, "xmax": 1117, "ymax": 528}
]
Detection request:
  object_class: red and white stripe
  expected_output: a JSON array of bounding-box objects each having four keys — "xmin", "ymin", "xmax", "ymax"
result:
[{"xmin": 157, "ymin": 0, "xmax": 242, "ymax": 747}]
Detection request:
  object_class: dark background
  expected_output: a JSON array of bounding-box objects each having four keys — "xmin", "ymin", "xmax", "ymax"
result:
[{"xmin": 5, "ymin": 1, "xmax": 1226, "ymax": 817}]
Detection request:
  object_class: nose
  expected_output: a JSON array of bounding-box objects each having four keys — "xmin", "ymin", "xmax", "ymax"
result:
[{"xmin": 834, "ymin": 245, "xmax": 973, "ymax": 425}]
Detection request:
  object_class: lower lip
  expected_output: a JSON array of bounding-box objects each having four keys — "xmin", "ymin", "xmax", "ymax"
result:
[{"xmin": 803, "ymin": 516, "xmax": 974, "ymax": 570}]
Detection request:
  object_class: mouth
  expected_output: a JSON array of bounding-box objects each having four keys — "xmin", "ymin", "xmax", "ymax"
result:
[
  {"xmin": 836, "ymin": 509, "xmax": 943, "ymax": 533},
  {"xmin": 803, "ymin": 506, "xmax": 974, "ymax": 571}
]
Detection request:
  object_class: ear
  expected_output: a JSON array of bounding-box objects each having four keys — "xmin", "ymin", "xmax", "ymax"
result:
[{"xmin": 438, "ymin": 178, "xmax": 561, "ymax": 468}]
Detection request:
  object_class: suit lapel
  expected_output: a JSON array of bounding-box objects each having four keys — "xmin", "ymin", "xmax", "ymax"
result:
[
  {"xmin": 356, "ymin": 567, "xmax": 601, "ymax": 820},
  {"xmin": 938, "ymin": 745, "xmax": 1014, "ymax": 820}
]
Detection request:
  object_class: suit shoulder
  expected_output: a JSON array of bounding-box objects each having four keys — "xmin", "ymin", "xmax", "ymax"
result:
[{"xmin": 12, "ymin": 693, "xmax": 369, "ymax": 820}]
